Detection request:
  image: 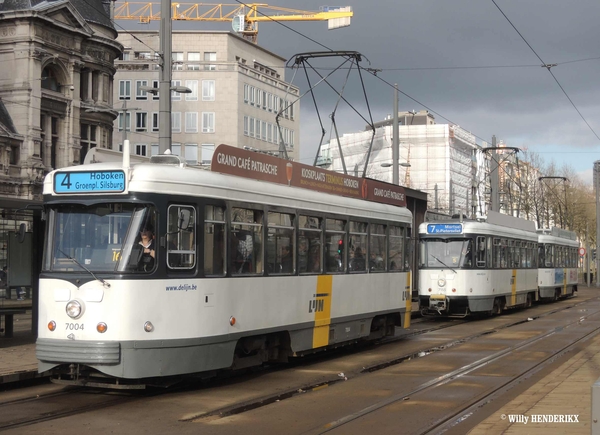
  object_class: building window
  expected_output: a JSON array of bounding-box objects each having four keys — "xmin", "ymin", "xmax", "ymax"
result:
[
  {"xmin": 172, "ymin": 52, "xmax": 184, "ymax": 70},
  {"xmin": 185, "ymin": 80, "xmax": 198, "ymax": 101},
  {"xmin": 119, "ymin": 80, "xmax": 131, "ymax": 100},
  {"xmin": 151, "ymin": 143, "xmax": 159, "ymax": 156},
  {"xmin": 202, "ymin": 112, "xmax": 215, "ymax": 133},
  {"xmin": 172, "ymin": 112, "xmax": 181, "ymax": 133},
  {"xmin": 80, "ymin": 123, "xmax": 97, "ymax": 164},
  {"xmin": 172, "ymin": 80, "xmax": 182, "ymax": 101},
  {"xmin": 118, "ymin": 112, "xmax": 131, "ymax": 132},
  {"xmin": 136, "ymin": 112, "xmax": 148, "ymax": 132},
  {"xmin": 185, "ymin": 112, "xmax": 198, "ymax": 133},
  {"xmin": 184, "ymin": 143, "xmax": 198, "ymax": 165},
  {"xmin": 204, "ymin": 52, "xmax": 216, "ymax": 70},
  {"xmin": 136, "ymin": 80, "xmax": 149, "ymax": 100},
  {"xmin": 188, "ymin": 52, "xmax": 200, "ymax": 70},
  {"xmin": 135, "ymin": 144, "xmax": 148, "ymax": 156},
  {"xmin": 152, "ymin": 112, "xmax": 159, "ymax": 132},
  {"xmin": 202, "ymin": 80, "xmax": 215, "ymax": 101},
  {"xmin": 201, "ymin": 143, "xmax": 214, "ymax": 165},
  {"xmin": 244, "ymin": 116, "xmax": 249, "ymax": 136},
  {"xmin": 152, "ymin": 80, "xmax": 159, "ymax": 100}
]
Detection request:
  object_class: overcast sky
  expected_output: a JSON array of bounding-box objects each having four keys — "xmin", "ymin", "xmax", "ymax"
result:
[{"xmin": 117, "ymin": 0, "xmax": 600, "ymax": 185}]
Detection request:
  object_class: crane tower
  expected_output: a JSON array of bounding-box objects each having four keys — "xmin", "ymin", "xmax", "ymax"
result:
[{"xmin": 114, "ymin": 3, "xmax": 353, "ymax": 43}]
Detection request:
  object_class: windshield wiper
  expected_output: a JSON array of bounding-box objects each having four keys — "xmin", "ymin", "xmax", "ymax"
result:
[
  {"xmin": 430, "ymin": 254, "xmax": 457, "ymax": 274},
  {"xmin": 57, "ymin": 248, "xmax": 111, "ymax": 288}
]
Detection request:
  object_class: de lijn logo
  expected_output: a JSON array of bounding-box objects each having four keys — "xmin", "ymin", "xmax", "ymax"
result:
[{"xmin": 308, "ymin": 293, "xmax": 328, "ymax": 313}]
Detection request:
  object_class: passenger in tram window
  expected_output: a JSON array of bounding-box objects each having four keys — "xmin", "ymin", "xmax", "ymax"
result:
[
  {"xmin": 281, "ymin": 244, "xmax": 293, "ymax": 273},
  {"xmin": 308, "ymin": 242, "xmax": 321, "ymax": 273},
  {"xmin": 350, "ymin": 247, "xmax": 366, "ymax": 271},
  {"xmin": 462, "ymin": 241, "xmax": 473, "ymax": 268},
  {"xmin": 138, "ymin": 224, "xmax": 156, "ymax": 271}
]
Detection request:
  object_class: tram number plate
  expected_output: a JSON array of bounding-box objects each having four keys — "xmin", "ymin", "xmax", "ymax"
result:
[{"xmin": 65, "ymin": 323, "xmax": 84, "ymax": 331}]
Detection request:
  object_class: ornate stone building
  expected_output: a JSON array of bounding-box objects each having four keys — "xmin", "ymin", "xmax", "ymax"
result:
[
  {"xmin": 0, "ymin": 0, "xmax": 122, "ymax": 204},
  {"xmin": 0, "ymin": 0, "xmax": 121, "ymax": 295}
]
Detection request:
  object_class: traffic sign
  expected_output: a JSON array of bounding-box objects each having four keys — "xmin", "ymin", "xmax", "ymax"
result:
[{"xmin": 579, "ymin": 247, "xmax": 586, "ymax": 257}]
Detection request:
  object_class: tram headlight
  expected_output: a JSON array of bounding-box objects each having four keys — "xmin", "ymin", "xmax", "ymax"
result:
[
  {"xmin": 144, "ymin": 321, "xmax": 154, "ymax": 332},
  {"xmin": 437, "ymin": 278, "xmax": 446, "ymax": 287},
  {"xmin": 66, "ymin": 300, "xmax": 82, "ymax": 319}
]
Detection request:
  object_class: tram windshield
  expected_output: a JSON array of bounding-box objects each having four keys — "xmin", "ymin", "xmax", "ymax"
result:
[
  {"xmin": 43, "ymin": 203, "xmax": 157, "ymax": 273},
  {"xmin": 419, "ymin": 238, "xmax": 473, "ymax": 269}
]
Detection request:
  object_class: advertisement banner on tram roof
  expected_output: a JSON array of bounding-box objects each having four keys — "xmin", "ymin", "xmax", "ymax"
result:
[{"xmin": 211, "ymin": 144, "xmax": 407, "ymax": 207}]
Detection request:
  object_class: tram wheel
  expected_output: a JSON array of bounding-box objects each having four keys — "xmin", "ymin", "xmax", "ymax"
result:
[
  {"xmin": 492, "ymin": 298, "xmax": 502, "ymax": 316},
  {"xmin": 526, "ymin": 293, "xmax": 533, "ymax": 308},
  {"xmin": 553, "ymin": 289, "xmax": 560, "ymax": 302}
]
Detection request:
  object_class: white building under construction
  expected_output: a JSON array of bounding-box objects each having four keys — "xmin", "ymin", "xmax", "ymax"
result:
[{"xmin": 318, "ymin": 110, "xmax": 485, "ymax": 216}]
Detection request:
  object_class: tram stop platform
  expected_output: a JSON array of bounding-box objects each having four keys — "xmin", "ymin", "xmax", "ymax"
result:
[{"xmin": 2, "ymin": 290, "xmax": 600, "ymax": 434}]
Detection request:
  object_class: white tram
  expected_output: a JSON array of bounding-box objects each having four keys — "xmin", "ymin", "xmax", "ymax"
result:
[
  {"xmin": 537, "ymin": 227, "xmax": 579, "ymax": 300},
  {"xmin": 418, "ymin": 211, "xmax": 539, "ymax": 317},
  {"xmin": 36, "ymin": 144, "xmax": 412, "ymax": 387}
]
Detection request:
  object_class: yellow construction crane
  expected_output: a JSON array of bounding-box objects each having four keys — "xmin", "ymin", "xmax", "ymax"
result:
[{"xmin": 113, "ymin": 3, "xmax": 353, "ymax": 43}]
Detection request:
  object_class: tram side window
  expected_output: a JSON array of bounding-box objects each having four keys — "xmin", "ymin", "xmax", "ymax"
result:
[
  {"xmin": 349, "ymin": 221, "xmax": 367, "ymax": 272},
  {"xmin": 546, "ymin": 244, "xmax": 553, "ymax": 268},
  {"xmin": 167, "ymin": 205, "xmax": 196, "ymax": 269},
  {"xmin": 493, "ymin": 238, "xmax": 505, "ymax": 268},
  {"xmin": 520, "ymin": 242, "xmax": 527, "ymax": 268},
  {"xmin": 267, "ymin": 212, "xmax": 295, "ymax": 274},
  {"xmin": 298, "ymin": 216, "xmax": 322, "ymax": 274},
  {"xmin": 476, "ymin": 236, "xmax": 486, "ymax": 267},
  {"xmin": 325, "ymin": 218, "xmax": 346, "ymax": 273},
  {"xmin": 389, "ymin": 226, "xmax": 404, "ymax": 271},
  {"xmin": 204, "ymin": 205, "xmax": 225, "ymax": 276},
  {"xmin": 230, "ymin": 208, "xmax": 263, "ymax": 275},
  {"xmin": 369, "ymin": 224, "xmax": 386, "ymax": 272}
]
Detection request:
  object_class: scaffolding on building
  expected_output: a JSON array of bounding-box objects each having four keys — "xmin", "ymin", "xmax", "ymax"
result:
[{"xmin": 320, "ymin": 113, "xmax": 481, "ymax": 215}]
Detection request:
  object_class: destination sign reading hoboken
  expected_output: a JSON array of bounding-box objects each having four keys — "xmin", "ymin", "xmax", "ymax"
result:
[
  {"xmin": 54, "ymin": 170, "xmax": 126, "ymax": 194},
  {"xmin": 427, "ymin": 223, "xmax": 463, "ymax": 234}
]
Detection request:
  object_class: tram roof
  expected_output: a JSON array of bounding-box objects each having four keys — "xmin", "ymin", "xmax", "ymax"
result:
[{"xmin": 44, "ymin": 151, "xmax": 412, "ymax": 223}]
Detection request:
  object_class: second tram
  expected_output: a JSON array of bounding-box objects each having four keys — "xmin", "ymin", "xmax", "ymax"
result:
[
  {"xmin": 537, "ymin": 227, "xmax": 579, "ymax": 300},
  {"xmin": 418, "ymin": 211, "xmax": 539, "ymax": 317}
]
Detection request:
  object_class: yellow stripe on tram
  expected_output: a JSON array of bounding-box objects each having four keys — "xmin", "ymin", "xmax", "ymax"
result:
[
  {"xmin": 312, "ymin": 275, "xmax": 333, "ymax": 349},
  {"xmin": 511, "ymin": 269, "xmax": 517, "ymax": 306},
  {"xmin": 404, "ymin": 270, "xmax": 411, "ymax": 329}
]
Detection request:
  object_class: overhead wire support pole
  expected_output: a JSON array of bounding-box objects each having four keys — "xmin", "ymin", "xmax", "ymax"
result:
[
  {"xmin": 392, "ymin": 84, "xmax": 399, "ymax": 186},
  {"xmin": 158, "ymin": 0, "xmax": 172, "ymax": 154}
]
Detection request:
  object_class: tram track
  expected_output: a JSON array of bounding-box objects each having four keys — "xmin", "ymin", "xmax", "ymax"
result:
[
  {"xmin": 0, "ymin": 388, "xmax": 144, "ymax": 432},
  {"xmin": 314, "ymin": 303, "xmax": 600, "ymax": 434},
  {"xmin": 3, "ymin": 295, "xmax": 597, "ymax": 434},
  {"xmin": 178, "ymin": 295, "xmax": 598, "ymax": 428}
]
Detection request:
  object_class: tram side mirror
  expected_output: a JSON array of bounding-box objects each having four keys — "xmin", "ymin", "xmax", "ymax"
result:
[
  {"xmin": 16, "ymin": 223, "xmax": 26, "ymax": 243},
  {"xmin": 178, "ymin": 209, "xmax": 191, "ymax": 230}
]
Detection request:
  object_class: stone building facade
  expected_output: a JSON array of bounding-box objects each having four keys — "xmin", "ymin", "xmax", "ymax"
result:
[{"xmin": 0, "ymin": 0, "xmax": 122, "ymax": 204}]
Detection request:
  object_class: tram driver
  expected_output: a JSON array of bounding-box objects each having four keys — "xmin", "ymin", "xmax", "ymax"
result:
[{"xmin": 138, "ymin": 223, "xmax": 156, "ymax": 271}]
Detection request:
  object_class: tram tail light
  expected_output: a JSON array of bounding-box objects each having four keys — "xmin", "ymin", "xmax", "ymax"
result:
[
  {"xmin": 48, "ymin": 321, "xmax": 56, "ymax": 331},
  {"xmin": 452, "ymin": 288, "xmax": 457, "ymax": 293},
  {"xmin": 97, "ymin": 323, "xmax": 108, "ymax": 333},
  {"xmin": 230, "ymin": 316, "xmax": 236, "ymax": 326}
]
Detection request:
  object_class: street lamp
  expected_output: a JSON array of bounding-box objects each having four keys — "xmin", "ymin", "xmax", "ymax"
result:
[
  {"xmin": 381, "ymin": 162, "xmax": 411, "ymax": 168},
  {"xmin": 139, "ymin": 85, "xmax": 192, "ymax": 95}
]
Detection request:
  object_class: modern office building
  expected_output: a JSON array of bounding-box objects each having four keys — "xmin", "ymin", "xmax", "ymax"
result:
[{"xmin": 114, "ymin": 30, "xmax": 300, "ymax": 164}]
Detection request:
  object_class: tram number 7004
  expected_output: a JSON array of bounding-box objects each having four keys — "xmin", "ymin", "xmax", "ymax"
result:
[{"xmin": 65, "ymin": 323, "xmax": 84, "ymax": 331}]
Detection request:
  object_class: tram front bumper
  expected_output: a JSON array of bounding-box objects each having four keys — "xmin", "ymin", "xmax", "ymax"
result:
[{"xmin": 428, "ymin": 294, "xmax": 448, "ymax": 311}]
